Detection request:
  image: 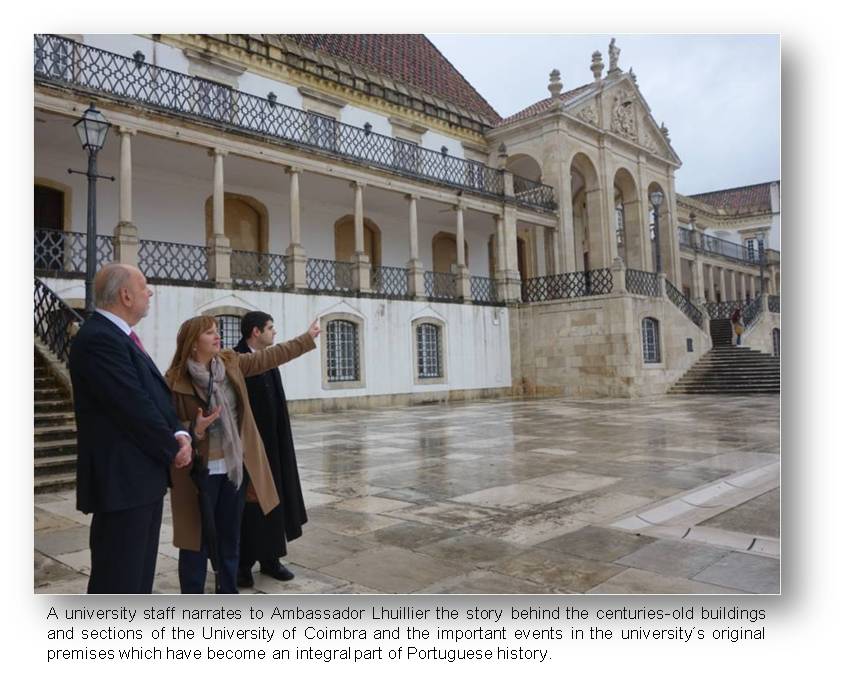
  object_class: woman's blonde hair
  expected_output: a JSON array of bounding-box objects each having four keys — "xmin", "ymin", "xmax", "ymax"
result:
[{"xmin": 165, "ymin": 315, "xmax": 218, "ymax": 382}]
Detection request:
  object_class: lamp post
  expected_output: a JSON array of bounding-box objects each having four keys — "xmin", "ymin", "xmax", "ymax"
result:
[
  {"xmin": 68, "ymin": 103, "xmax": 114, "ymax": 314},
  {"xmin": 757, "ymin": 231, "xmax": 766, "ymax": 297},
  {"xmin": 649, "ymin": 189, "xmax": 665, "ymax": 273}
]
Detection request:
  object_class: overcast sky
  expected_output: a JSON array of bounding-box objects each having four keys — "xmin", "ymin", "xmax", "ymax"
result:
[{"xmin": 427, "ymin": 35, "xmax": 780, "ymax": 196}]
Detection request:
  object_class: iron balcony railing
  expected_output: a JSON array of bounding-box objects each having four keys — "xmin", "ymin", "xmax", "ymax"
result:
[
  {"xmin": 521, "ymin": 268, "xmax": 613, "ymax": 303},
  {"xmin": 34, "ymin": 277, "xmax": 85, "ymax": 365},
  {"xmin": 370, "ymin": 265, "xmax": 409, "ymax": 298},
  {"xmin": 34, "ymin": 228, "xmax": 113, "ymax": 277},
  {"xmin": 231, "ymin": 249, "xmax": 288, "ymax": 291},
  {"xmin": 665, "ymin": 279, "xmax": 704, "ymax": 328},
  {"xmin": 742, "ymin": 294, "xmax": 764, "ymax": 327},
  {"xmin": 703, "ymin": 300, "xmax": 747, "ymax": 320},
  {"xmin": 306, "ymin": 258, "xmax": 354, "ymax": 294},
  {"xmin": 424, "ymin": 271, "xmax": 457, "ymax": 301},
  {"xmin": 625, "ymin": 269, "xmax": 662, "ymax": 297},
  {"xmin": 470, "ymin": 276, "xmax": 500, "ymax": 304},
  {"xmin": 677, "ymin": 227, "xmax": 780, "ymax": 267},
  {"xmin": 138, "ymin": 238, "xmax": 212, "ymax": 286},
  {"xmin": 34, "ymin": 35, "xmax": 556, "ymax": 213}
]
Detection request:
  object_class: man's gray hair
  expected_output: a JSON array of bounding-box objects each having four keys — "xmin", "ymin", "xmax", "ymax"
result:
[{"xmin": 94, "ymin": 263, "xmax": 134, "ymax": 308}]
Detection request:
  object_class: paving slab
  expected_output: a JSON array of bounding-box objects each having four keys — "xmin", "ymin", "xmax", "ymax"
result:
[
  {"xmin": 693, "ymin": 552, "xmax": 781, "ymax": 593},
  {"xmin": 616, "ymin": 539, "xmax": 731, "ymax": 578},
  {"xmin": 540, "ymin": 526, "xmax": 657, "ymax": 562}
]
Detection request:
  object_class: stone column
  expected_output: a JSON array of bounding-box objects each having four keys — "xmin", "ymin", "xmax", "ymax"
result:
[
  {"xmin": 208, "ymin": 149, "xmax": 231, "ymax": 285},
  {"xmin": 113, "ymin": 127, "xmax": 139, "ymax": 266},
  {"xmin": 452, "ymin": 202, "xmax": 471, "ymax": 300},
  {"xmin": 703, "ymin": 263, "xmax": 712, "ymax": 302},
  {"xmin": 768, "ymin": 265, "xmax": 778, "ymax": 294},
  {"xmin": 729, "ymin": 270, "xmax": 738, "ymax": 301},
  {"xmin": 611, "ymin": 256, "xmax": 626, "ymax": 294},
  {"xmin": 550, "ymin": 226, "xmax": 562, "ymax": 274},
  {"xmin": 692, "ymin": 253, "xmax": 706, "ymax": 304},
  {"xmin": 406, "ymin": 193, "xmax": 425, "ymax": 299},
  {"xmin": 285, "ymin": 167, "xmax": 307, "ymax": 289},
  {"xmin": 718, "ymin": 267, "xmax": 727, "ymax": 303},
  {"xmin": 740, "ymin": 271, "xmax": 748, "ymax": 302},
  {"xmin": 501, "ymin": 205, "xmax": 522, "ymax": 302},
  {"xmin": 350, "ymin": 181, "xmax": 371, "ymax": 292},
  {"xmin": 556, "ymin": 165, "xmax": 576, "ymax": 272}
]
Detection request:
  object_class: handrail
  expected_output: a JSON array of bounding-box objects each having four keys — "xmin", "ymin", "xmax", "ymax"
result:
[{"xmin": 34, "ymin": 277, "xmax": 85, "ymax": 366}]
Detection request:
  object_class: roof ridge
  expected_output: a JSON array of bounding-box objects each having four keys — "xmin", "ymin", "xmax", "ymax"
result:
[{"xmin": 688, "ymin": 180, "xmax": 778, "ymax": 197}]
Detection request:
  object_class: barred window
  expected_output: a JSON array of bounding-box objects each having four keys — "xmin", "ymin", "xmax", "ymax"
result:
[
  {"xmin": 615, "ymin": 202, "xmax": 625, "ymax": 246},
  {"xmin": 416, "ymin": 323, "xmax": 442, "ymax": 379},
  {"xmin": 215, "ymin": 315, "xmax": 242, "ymax": 349},
  {"xmin": 326, "ymin": 319, "xmax": 360, "ymax": 382},
  {"xmin": 642, "ymin": 317, "xmax": 661, "ymax": 363}
]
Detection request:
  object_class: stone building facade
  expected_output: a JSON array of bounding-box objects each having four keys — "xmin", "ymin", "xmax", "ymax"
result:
[{"xmin": 33, "ymin": 34, "xmax": 780, "ymax": 405}]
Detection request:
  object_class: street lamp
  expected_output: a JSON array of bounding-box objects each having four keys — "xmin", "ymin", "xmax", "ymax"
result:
[
  {"xmin": 649, "ymin": 189, "xmax": 665, "ymax": 273},
  {"xmin": 757, "ymin": 231, "xmax": 766, "ymax": 297},
  {"xmin": 68, "ymin": 103, "xmax": 115, "ymax": 314}
]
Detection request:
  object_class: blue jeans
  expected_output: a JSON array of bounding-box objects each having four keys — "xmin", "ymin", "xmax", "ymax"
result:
[{"xmin": 178, "ymin": 475, "xmax": 246, "ymax": 594}]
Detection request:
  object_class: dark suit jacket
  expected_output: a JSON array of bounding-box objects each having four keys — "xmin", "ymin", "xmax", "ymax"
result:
[{"xmin": 69, "ymin": 312, "xmax": 181, "ymax": 514}]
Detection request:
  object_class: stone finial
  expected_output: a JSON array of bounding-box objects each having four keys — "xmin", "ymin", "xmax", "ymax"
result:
[
  {"xmin": 608, "ymin": 38, "xmax": 621, "ymax": 74},
  {"xmin": 590, "ymin": 50, "xmax": 604, "ymax": 81},
  {"xmin": 660, "ymin": 122, "xmax": 671, "ymax": 142},
  {"xmin": 548, "ymin": 69, "xmax": 563, "ymax": 96},
  {"xmin": 628, "ymin": 67, "xmax": 638, "ymax": 84},
  {"xmin": 497, "ymin": 142, "xmax": 508, "ymax": 169}
]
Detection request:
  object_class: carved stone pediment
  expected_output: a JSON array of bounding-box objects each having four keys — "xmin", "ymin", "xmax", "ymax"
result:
[
  {"xmin": 610, "ymin": 87, "xmax": 638, "ymax": 142},
  {"xmin": 574, "ymin": 102, "xmax": 599, "ymax": 127}
]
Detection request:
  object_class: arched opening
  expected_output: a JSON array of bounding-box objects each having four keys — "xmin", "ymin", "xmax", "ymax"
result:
[
  {"xmin": 204, "ymin": 193, "xmax": 269, "ymax": 253},
  {"xmin": 570, "ymin": 153, "xmax": 604, "ymax": 272},
  {"xmin": 431, "ymin": 232, "xmax": 469, "ymax": 274},
  {"xmin": 334, "ymin": 215, "xmax": 381, "ymax": 267},
  {"xmin": 647, "ymin": 181, "xmax": 671, "ymax": 274},
  {"xmin": 613, "ymin": 168, "xmax": 644, "ymax": 269},
  {"xmin": 505, "ymin": 154, "xmax": 542, "ymax": 183}
]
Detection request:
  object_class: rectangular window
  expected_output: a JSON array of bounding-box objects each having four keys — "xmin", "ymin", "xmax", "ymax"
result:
[
  {"xmin": 416, "ymin": 324, "xmax": 442, "ymax": 379},
  {"xmin": 642, "ymin": 318, "xmax": 661, "ymax": 363},
  {"xmin": 327, "ymin": 320, "xmax": 359, "ymax": 382}
]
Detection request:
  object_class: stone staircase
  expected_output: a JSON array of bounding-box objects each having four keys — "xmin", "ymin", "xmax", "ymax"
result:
[
  {"xmin": 34, "ymin": 349, "xmax": 76, "ymax": 492},
  {"xmin": 669, "ymin": 318, "xmax": 780, "ymax": 394}
]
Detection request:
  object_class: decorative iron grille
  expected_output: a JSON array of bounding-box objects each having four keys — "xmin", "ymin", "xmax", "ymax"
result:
[
  {"xmin": 470, "ymin": 276, "xmax": 499, "ymax": 304},
  {"xmin": 137, "ymin": 238, "xmax": 211, "ymax": 285},
  {"xmin": 33, "ymin": 35, "xmax": 559, "ymax": 210},
  {"xmin": 215, "ymin": 314, "xmax": 242, "ymax": 349},
  {"xmin": 326, "ymin": 319, "xmax": 359, "ymax": 382},
  {"xmin": 625, "ymin": 269, "xmax": 662, "ymax": 297},
  {"xmin": 34, "ymin": 229, "xmax": 113, "ymax": 277},
  {"xmin": 665, "ymin": 279, "xmax": 704, "ymax": 328},
  {"xmin": 703, "ymin": 300, "xmax": 746, "ymax": 320},
  {"xmin": 768, "ymin": 295, "xmax": 780, "ymax": 313},
  {"xmin": 512, "ymin": 174, "xmax": 557, "ymax": 210},
  {"xmin": 370, "ymin": 265, "xmax": 408, "ymax": 298},
  {"xmin": 416, "ymin": 323, "xmax": 443, "ymax": 379},
  {"xmin": 34, "ymin": 277, "xmax": 85, "ymax": 366},
  {"xmin": 424, "ymin": 271, "xmax": 458, "ymax": 301},
  {"xmin": 231, "ymin": 250, "xmax": 287, "ymax": 291},
  {"xmin": 521, "ymin": 268, "xmax": 613, "ymax": 302},
  {"xmin": 306, "ymin": 258, "xmax": 354, "ymax": 293}
]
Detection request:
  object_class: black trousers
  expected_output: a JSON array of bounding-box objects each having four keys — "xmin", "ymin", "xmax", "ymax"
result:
[{"xmin": 88, "ymin": 498, "xmax": 163, "ymax": 594}]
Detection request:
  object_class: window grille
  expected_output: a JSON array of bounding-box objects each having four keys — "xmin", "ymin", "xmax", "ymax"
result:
[
  {"xmin": 416, "ymin": 323, "xmax": 442, "ymax": 379},
  {"xmin": 642, "ymin": 318, "xmax": 661, "ymax": 363},
  {"xmin": 215, "ymin": 315, "xmax": 242, "ymax": 349},
  {"xmin": 326, "ymin": 319, "xmax": 359, "ymax": 382},
  {"xmin": 615, "ymin": 203, "xmax": 625, "ymax": 245}
]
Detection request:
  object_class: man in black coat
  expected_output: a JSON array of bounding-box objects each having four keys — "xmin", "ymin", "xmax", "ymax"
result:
[
  {"xmin": 69, "ymin": 264, "xmax": 192, "ymax": 593},
  {"xmin": 235, "ymin": 311, "xmax": 308, "ymax": 586}
]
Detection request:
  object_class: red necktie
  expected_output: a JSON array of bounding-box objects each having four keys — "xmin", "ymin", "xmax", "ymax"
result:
[{"xmin": 129, "ymin": 330, "xmax": 147, "ymax": 355}]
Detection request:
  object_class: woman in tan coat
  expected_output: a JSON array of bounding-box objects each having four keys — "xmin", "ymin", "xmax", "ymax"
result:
[{"xmin": 164, "ymin": 314, "xmax": 319, "ymax": 593}]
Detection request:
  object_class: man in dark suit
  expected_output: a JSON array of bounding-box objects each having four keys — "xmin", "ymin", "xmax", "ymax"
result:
[
  {"xmin": 235, "ymin": 311, "xmax": 309, "ymax": 587},
  {"xmin": 70, "ymin": 263, "xmax": 192, "ymax": 594}
]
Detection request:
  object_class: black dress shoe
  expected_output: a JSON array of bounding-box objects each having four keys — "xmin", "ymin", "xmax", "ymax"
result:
[
  {"xmin": 260, "ymin": 561, "xmax": 295, "ymax": 581},
  {"xmin": 236, "ymin": 568, "xmax": 254, "ymax": 588}
]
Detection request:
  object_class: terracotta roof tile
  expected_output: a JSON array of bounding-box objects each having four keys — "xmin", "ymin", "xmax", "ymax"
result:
[
  {"xmin": 497, "ymin": 83, "xmax": 596, "ymax": 126},
  {"xmin": 688, "ymin": 182, "xmax": 776, "ymax": 214},
  {"xmin": 285, "ymin": 34, "xmax": 501, "ymax": 124}
]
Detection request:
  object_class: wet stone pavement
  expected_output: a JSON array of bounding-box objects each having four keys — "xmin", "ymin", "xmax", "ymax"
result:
[{"xmin": 35, "ymin": 394, "xmax": 780, "ymax": 594}]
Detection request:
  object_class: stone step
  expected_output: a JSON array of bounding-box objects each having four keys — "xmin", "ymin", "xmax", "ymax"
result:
[
  {"xmin": 34, "ymin": 424, "xmax": 77, "ymax": 441},
  {"xmin": 34, "ymin": 453, "xmax": 77, "ymax": 476},
  {"xmin": 34, "ymin": 387, "xmax": 66, "ymax": 400},
  {"xmin": 34, "ymin": 411, "xmax": 76, "ymax": 427},
  {"xmin": 34, "ymin": 472, "xmax": 76, "ymax": 493},
  {"xmin": 34, "ymin": 437, "xmax": 77, "ymax": 458},
  {"xmin": 35, "ymin": 399, "xmax": 73, "ymax": 412},
  {"xmin": 669, "ymin": 388, "xmax": 779, "ymax": 394}
]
